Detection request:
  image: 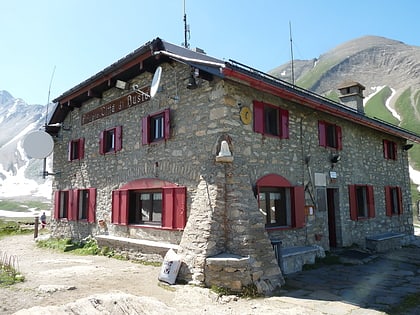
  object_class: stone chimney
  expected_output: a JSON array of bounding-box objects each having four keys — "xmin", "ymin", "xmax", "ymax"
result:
[{"xmin": 337, "ymin": 82, "xmax": 365, "ymax": 114}]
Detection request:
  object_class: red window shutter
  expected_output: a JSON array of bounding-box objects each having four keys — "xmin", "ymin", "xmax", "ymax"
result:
[
  {"xmin": 141, "ymin": 116, "xmax": 150, "ymax": 145},
  {"xmin": 336, "ymin": 125, "xmax": 343, "ymax": 150},
  {"xmin": 383, "ymin": 140, "xmax": 389, "ymax": 159},
  {"xmin": 173, "ymin": 187, "xmax": 186, "ymax": 229},
  {"xmin": 162, "ymin": 188, "xmax": 175, "ymax": 228},
  {"xmin": 67, "ymin": 190, "xmax": 75, "ymax": 221},
  {"xmin": 111, "ymin": 190, "xmax": 120, "ymax": 224},
  {"xmin": 87, "ymin": 188, "xmax": 96, "ymax": 223},
  {"xmin": 367, "ymin": 185, "xmax": 375, "ymax": 218},
  {"xmin": 112, "ymin": 190, "xmax": 128, "ymax": 225},
  {"xmin": 68, "ymin": 141, "xmax": 72, "ymax": 161},
  {"xmin": 280, "ymin": 109, "xmax": 289, "ymax": 139},
  {"xmin": 253, "ymin": 100, "xmax": 264, "ymax": 134},
  {"xmin": 79, "ymin": 138, "xmax": 85, "ymax": 160},
  {"xmin": 99, "ymin": 131, "xmax": 105, "ymax": 155},
  {"xmin": 54, "ymin": 190, "xmax": 60, "ymax": 219},
  {"xmin": 318, "ymin": 121, "xmax": 326, "ymax": 147},
  {"xmin": 292, "ymin": 186, "xmax": 305, "ymax": 228},
  {"xmin": 385, "ymin": 186, "xmax": 392, "ymax": 216},
  {"xmin": 164, "ymin": 108, "xmax": 170, "ymax": 140},
  {"xmin": 348, "ymin": 185, "xmax": 358, "ymax": 221},
  {"xmin": 115, "ymin": 126, "xmax": 123, "ymax": 152},
  {"xmin": 397, "ymin": 186, "xmax": 403, "ymax": 214}
]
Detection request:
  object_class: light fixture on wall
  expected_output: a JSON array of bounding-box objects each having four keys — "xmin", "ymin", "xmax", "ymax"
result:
[
  {"xmin": 330, "ymin": 154, "xmax": 341, "ymax": 168},
  {"xmin": 403, "ymin": 144, "xmax": 414, "ymax": 151},
  {"xmin": 115, "ymin": 80, "xmax": 127, "ymax": 90},
  {"xmin": 187, "ymin": 68, "xmax": 198, "ymax": 90}
]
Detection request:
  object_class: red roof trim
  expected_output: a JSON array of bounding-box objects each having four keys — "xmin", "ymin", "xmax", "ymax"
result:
[{"xmin": 223, "ymin": 67, "xmax": 420, "ymax": 143}]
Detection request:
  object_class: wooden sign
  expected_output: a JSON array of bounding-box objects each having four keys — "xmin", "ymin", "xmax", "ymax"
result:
[{"xmin": 81, "ymin": 86, "xmax": 150, "ymax": 125}]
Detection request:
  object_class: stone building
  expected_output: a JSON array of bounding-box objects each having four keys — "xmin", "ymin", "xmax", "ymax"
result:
[{"xmin": 47, "ymin": 38, "xmax": 420, "ymax": 294}]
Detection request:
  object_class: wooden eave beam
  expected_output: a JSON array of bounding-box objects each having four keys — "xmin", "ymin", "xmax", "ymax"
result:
[{"xmin": 57, "ymin": 52, "xmax": 151, "ymax": 105}]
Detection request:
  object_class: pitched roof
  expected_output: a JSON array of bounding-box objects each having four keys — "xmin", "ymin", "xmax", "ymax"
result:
[{"xmin": 48, "ymin": 38, "xmax": 420, "ymax": 143}]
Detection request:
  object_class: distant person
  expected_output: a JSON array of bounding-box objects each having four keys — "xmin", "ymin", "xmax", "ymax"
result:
[{"xmin": 40, "ymin": 212, "xmax": 47, "ymax": 229}]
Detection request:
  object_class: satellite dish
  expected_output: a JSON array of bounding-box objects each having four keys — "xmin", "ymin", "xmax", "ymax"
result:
[
  {"xmin": 150, "ymin": 66, "xmax": 162, "ymax": 98},
  {"xmin": 23, "ymin": 130, "xmax": 54, "ymax": 159}
]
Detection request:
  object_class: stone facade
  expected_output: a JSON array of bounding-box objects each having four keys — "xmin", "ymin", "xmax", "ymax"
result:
[{"xmin": 48, "ymin": 39, "xmax": 417, "ymax": 294}]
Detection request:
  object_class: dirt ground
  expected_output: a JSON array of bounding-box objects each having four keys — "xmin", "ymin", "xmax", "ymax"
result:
[{"xmin": 0, "ymin": 233, "xmax": 388, "ymax": 315}]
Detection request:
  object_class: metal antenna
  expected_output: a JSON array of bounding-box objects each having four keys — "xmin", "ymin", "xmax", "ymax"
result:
[
  {"xmin": 43, "ymin": 66, "xmax": 56, "ymax": 179},
  {"xmin": 289, "ymin": 21, "xmax": 295, "ymax": 85},
  {"xmin": 183, "ymin": 0, "xmax": 190, "ymax": 48}
]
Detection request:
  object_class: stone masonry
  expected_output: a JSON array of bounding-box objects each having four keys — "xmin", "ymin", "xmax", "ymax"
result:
[{"xmin": 50, "ymin": 45, "xmax": 415, "ymax": 294}]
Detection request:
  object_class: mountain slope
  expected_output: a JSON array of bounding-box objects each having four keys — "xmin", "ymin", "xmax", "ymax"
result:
[{"xmin": 0, "ymin": 90, "xmax": 52, "ymax": 200}]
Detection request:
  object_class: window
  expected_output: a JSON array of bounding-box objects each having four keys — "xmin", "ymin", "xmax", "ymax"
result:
[
  {"xmin": 253, "ymin": 101, "xmax": 289, "ymax": 138},
  {"xmin": 348, "ymin": 185, "xmax": 375, "ymax": 220},
  {"xmin": 385, "ymin": 186, "xmax": 403, "ymax": 216},
  {"xmin": 256, "ymin": 174, "xmax": 305, "ymax": 229},
  {"xmin": 383, "ymin": 140, "xmax": 397, "ymax": 160},
  {"xmin": 99, "ymin": 126, "xmax": 122, "ymax": 154},
  {"xmin": 318, "ymin": 121, "xmax": 342, "ymax": 150},
  {"xmin": 68, "ymin": 138, "xmax": 85, "ymax": 161},
  {"xmin": 57, "ymin": 190, "xmax": 69, "ymax": 219},
  {"xmin": 53, "ymin": 188, "xmax": 96, "ymax": 222},
  {"xmin": 142, "ymin": 109, "xmax": 170, "ymax": 145},
  {"xmin": 112, "ymin": 179, "xmax": 186, "ymax": 230},
  {"xmin": 129, "ymin": 191, "xmax": 162, "ymax": 224}
]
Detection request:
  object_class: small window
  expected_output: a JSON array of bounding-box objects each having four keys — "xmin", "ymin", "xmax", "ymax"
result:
[
  {"xmin": 349, "ymin": 185, "xmax": 375, "ymax": 220},
  {"xmin": 253, "ymin": 101, "xmax": 289, "ymax": 139},
  {"xmin": 142, "ymin": 109, "xmax": 170, "ymax": 145},
  {"xmin": 54, "ymin": 188, "xmax": 96, "ymax": 222},
  {"xmin": 59, "ymin": 191, "xmax": 69, "ymax": 219},
  {"xmin": 78, "ymin": 190, "xmax": 89, "ymax": 220},
  {"xmin": 129, "ymin": 191, "xmax": 162, "ymax": 225},
  {"xmin": 259, "ymin": 187, "xmax": 291, "ymax": 227},
  {"xmin": 383, "ymin": 140, "xmax": 397, "ymax": 160},
  {"xmin": 256, "ymin": 174, "xmax": 305, "ymax": 229},
  {"xmin": 100, "ymin": 126, "xmax": 122, "ymax": 154},
  {"xmin": 68, "ymin": 138, "xmax": 85, "ymax": 161},
  {"xmin": 112, "ymin": 179, "xmax": 186, "ymax": 230},
  {"xmin": 385, "ymin": 186, "xmax": 403, "ymax": 216},
  {"xmin": 318, "ymin": 121, "xmax": 342, "ymax": 150}
]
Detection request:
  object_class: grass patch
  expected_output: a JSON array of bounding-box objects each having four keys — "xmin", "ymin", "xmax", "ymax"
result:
[
  {"xmin": 0, "ymin": 200, "xmax": 49, "ymax": 212},
  {"xmin": 210, "ymin": 284, "xmax": 261, "ymax": 298},
  {"xmin": 0, "ymin": 252, "xmax": 24, "ymax": 287},
  {"xmin": 0, "ymin": 219, "xmax": 33, "ymax": 239},
  {"xmin": 36, "ymin": 236, "xmax": 100, "ymax": 255}
]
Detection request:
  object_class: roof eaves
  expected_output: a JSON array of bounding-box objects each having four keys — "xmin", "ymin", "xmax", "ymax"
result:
[{"xmin": 223, "ymin": 59, "xmax": 420, "ymax": 144}]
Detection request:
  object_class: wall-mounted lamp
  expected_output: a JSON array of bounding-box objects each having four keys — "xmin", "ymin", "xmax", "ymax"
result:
[
  {"xmin": 331, "ymin": 154, "xmax": 341, "ymax": 164},
  {"xmin": 187, "ymin": 68, "xmax": 199, "ymax": 90},
  {"xmin": 403, "ymin": 144, "xmax": 414, "ymax": 151},
  {"xmin": 115, "ymin": 80, "xmax": 127, "ymax": 90}
]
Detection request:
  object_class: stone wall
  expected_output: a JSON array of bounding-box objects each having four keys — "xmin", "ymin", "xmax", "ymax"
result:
[{"xmin": 50, "ymin": 59, "xmax": 414, "ymax": 294}]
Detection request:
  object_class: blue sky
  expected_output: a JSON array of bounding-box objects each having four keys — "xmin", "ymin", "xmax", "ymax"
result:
[{"xmin": 1, "ymin": 0, "xmax": 419, "ymax": 106}]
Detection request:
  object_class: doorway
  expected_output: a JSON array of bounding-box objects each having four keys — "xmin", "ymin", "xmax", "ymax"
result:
[{"xmin": 327, "ymin": 188, "xmax": 339, "ymax": 248}]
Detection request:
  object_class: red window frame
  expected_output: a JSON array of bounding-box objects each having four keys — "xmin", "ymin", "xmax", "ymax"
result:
[
  {"xmin": 142, "ymin": 109, "xmax": 170, "ymax": 145},
  {"xmin": 54, "ymin": 188, "xmax": 96, "ymax": 223},
  {"xmin": 68, "ymin": 138, "xmax": 85, "ymax": 161},
  {"xmin": 385, "ymin": 186, "xmax": 403, "ymax": 216},
  {"xmin": 253, "ymin": 101, "xmax": 289, "ymax": 139},
  {"xmin": 348, "ymin": 184, "xmax": 375, "ymax": 220},
  {"xmin": 318, "ymin": 120, "xmax": 342, "ymax": 150},
  {"xmin": 256, "ymin": 174, "xmax": 305, "ymax": 229},
  {"xmin": 99, "ymin": 126, "xmax": 122, "ymax": 154},
  {"xmin": 112, "ymin": 179, "xmax": 186, "ymax": 230},
  {"xmin": 383, "ymin": 140, "xmax": 397, "ymax": 160}
]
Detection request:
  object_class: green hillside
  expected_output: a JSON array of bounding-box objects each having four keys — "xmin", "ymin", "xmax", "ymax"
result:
[
  {"xmin": 365, "ymin": 86, "xmax": 399, "ymax": 125},
  {"xmin": 296, "ymin": 58, "xmax": 340, "ymax": 89}
]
